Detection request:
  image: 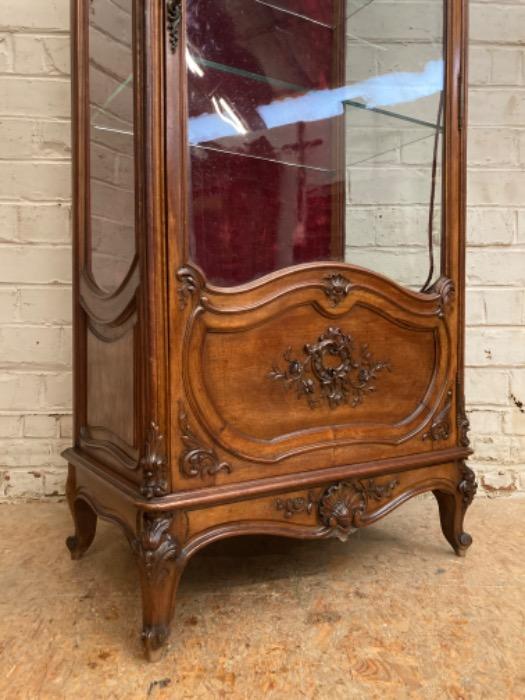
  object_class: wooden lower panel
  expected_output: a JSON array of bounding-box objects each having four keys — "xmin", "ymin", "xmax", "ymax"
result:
[
  {"xmin": 84, "ymin": 325, "xmax": 139, "ymax": 476},
  {"xmin": 203, "ymin": 305, "xmax": 436, "ymax": 438},
  {"xmin": 184, "ymin": 462, "xmax": 460, "ymax": 541},
  {"xmin": 179, "ymin": 264, "xmax": 453, "ymax": 480}
]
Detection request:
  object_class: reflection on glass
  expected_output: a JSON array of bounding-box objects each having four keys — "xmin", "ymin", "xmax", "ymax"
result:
[
  {"xmin": 186, "ymin": 0, "xmax": 444, "ymax": 288},
  {"xmin": 89, "ymin": 0, "xmax": 135, "ymax": 294}
]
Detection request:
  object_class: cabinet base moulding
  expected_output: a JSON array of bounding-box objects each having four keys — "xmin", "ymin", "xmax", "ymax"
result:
[{"xmin": 64, "ymin": 451, "xmax": 475, "ymax": 660}]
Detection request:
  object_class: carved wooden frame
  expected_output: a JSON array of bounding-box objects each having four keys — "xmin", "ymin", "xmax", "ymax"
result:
[{"xmin": 64, "ymin": 0, "xmax": 473, "ymax": 661}]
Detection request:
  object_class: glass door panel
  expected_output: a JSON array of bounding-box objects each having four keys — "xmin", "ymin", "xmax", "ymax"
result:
[
  {"xmin": 186, "ymin": 0, "xmax": 444, "ymax": 289},
  {"xmin": 88, "ymin": 0, "xmax": 136, "ymax": 294}
]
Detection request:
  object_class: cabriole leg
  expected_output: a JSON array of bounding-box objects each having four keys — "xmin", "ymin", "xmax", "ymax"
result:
[
  {"xmin": 131, "ymin": 511, "xmax": 185, "ymax": 661},
  {"xmin": 65, "ymin": 464, "xmax": 98, "ymax": 560},
  {"xmin": 433, "ymin": 463, "xmax": 477, "ymax": 557}
]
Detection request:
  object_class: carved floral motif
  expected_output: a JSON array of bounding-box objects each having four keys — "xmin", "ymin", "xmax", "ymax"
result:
[
  {"xmin": 319, "ymin": 478, "xmax": 398, "ymax": 538},
  {"xmin": 275, "ymin": 492, "xmax": 316, "ymax": 519},
  {"xmin": 179, "ymin": 403, "xmax": 232, "ymax": 479},
  {"xmin": 423, "ymin": 390, "xmax": 452, "ymax": 441},
  {"xmin": 269, "ymin": 327, "xmax": 390, "ymax": 409},
  {"xmin": 323, "ymin": 274, "xmax": 352, "ymax": 306},
  {"xmin": 132, "ymin": 513, "xmax": 179, "ymax": 582},
  {"xmin": 166, "ymin": 0, "xmax": 182, "ymax": 53},
  {"xmin": 360, "ymin": 478, "xmax": 400, "ymax": 501},
  {"xmin": 140, "ymin": 422, "xmax": 168, "ymax": 499}
]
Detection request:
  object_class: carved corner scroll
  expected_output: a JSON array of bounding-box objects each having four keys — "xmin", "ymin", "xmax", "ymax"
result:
[
  {"xmin": 323, "ymin": 273, "xmax": 352, "ymax": 307},
  {"xmin": 269, "ymin": 327, "xmax": 390, "ymax": 410},
  {"xmin": 458, "ymin": 463, "xmax": 477, "ymax": 507},
  {"xmin": 319, "ymin": 478, "xmax": 398, "ymax": 540},
  {"xmin": 140, "ymin": 422, "xmax": 169, "ymax": 500},
  {"xmin": 179, "ymin": 403, "xmax": 232, "ymax": 479},
  {"xmin": 423, "ymin": 378, "xmax": 470, "ymax": 446},
  {"xmin": 177, "ymin": 267, "xmax": 201, "ymax": 310},
  {"xmin": 132, "ymin": 512, "xmax": 179, "ymax": 582},
  {"xmin": 428, "ymin": 276, "xmax": 455, "ymax": 318},
  {"xmin": 166, "ymin": 0, "xmax": 182, "ymax": 54},
  {"xmin": 423, "ymin": 389, "xmax": 452, "ymax": 442}
]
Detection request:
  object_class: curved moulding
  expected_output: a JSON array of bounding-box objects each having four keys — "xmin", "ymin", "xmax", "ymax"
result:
[
  {"xmin": 80, "ymin": 261, "xmax": 140, "ymax": 329},
  {"xmin": 180, "ymin": 263, "xmax": 454, "ymax": 467},
  {"xmin": 180, "ymin": 462, "xmax": 462, "ymax": 557}
]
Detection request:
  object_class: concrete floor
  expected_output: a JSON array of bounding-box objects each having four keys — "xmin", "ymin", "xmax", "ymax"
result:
[{"xmin": 0, "ymin": 497, "xmax": 523, "ymax": 700}]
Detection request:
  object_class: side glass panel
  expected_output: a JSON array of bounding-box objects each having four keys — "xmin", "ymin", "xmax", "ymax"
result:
[
  {"xmin": 186, "ymin": 0, "xmax": 444, "ymax": 289},
  {"xmin": 88, "ymin": 0, "xmax": 136, "ymax": 294}
]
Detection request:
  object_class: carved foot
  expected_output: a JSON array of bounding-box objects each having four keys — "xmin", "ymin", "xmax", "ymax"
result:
[
  {"xmin": 455, "ymin": 531, "xmax": 473, "ymax": 557},
  {"xmin": 433, "ymin": 463, "xmax": 477, "ymax": 557},
  {"xmin": 66, "ymin": 533, "xmax": 95, "ymax": 560},
  {"xmin": 142, "ymin": 625, "xmax": 170, "ymax": 662},
  {"xmin": 132, "ymin": 511, "xmax": 184, "ymax": 661},
  {"xmin": 66, "ymin": 466, "xmax": 97, "ymax": 560}
]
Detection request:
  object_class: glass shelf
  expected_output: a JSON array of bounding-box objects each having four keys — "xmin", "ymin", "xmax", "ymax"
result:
[
  {"xmin": 191, "ymin": 143, "xmax": 336, "ymax": 174},
  {"xmin": 343, "ymin": 100, "xmax": 443, "ymax": 132},
  {"xmin": 253, "ymin": 0, "xmax": 337, "ymax": 27},
  {"xmin": 189, "ymin": 55, "xmax": 444, "ymax": 139}
]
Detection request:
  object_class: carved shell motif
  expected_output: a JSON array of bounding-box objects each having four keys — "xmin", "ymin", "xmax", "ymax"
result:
[
  {"xmin": 319, "ymin": 483, "xmax": 365, "ymax": 532},
  {"xmin": 319, "ymin": 478, "xmax": 398, "ymax": 540}
]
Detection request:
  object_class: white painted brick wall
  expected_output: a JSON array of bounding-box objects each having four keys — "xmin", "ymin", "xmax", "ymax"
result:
[
  {"xmin": 468, "ymin": 0, "xmax": 525, "ymax": 496},
  {"xmin": 0, "ymin": 1, "xmax": 524, "ymax": 499},
  {"xmin": 0, "ymin": 0, "xmax": 71, "ymax": 500}
]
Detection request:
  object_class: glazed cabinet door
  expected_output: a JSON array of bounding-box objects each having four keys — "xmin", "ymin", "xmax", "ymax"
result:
[
  {"xmin": 72, "ymin": 0, "xmax": 144, "ymax": 485},
  {"xmin": 168, "ymin": 0, "xmax": 467, "ymax": 486}
]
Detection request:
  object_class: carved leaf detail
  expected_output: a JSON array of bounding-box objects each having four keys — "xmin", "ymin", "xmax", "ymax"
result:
[
  {"xmin": 457, "ymin": 383, "xmax": 470, "ymax": 448},
  {"xmin": 140, "ymin": 422, "xmax": 168, "ymax": 499},
  {"xmin": 269, "ymin": 327, "xmax": 390, "ymax": 410},
  {"xmin": 179, "ymin": 403, "xmax": 232, "ymax": 479},
  {"xmin": 423, "ymin": 390, "xmax": 452, "ymax": 441},
  {"xmin": 458, "ymin": 464, "xmax": 477, "ymax": 506},
  {"xmin": 132, "ymin": 513, "xmax": 179, "ymax": 582},
  {"xmin": 323, "ymin": 273, "xmax": 352, "ymax": 306},
  {"xmin": 166, "ymin": 0, "xmax": 182, "ymax": 54}
]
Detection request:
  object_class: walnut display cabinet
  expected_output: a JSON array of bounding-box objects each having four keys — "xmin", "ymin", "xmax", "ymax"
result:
[{"xmin": 65, "ymin": 0, "xmax": 476, "ymax": 660}]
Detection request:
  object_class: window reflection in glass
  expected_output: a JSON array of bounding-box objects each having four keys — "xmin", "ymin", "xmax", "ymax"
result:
[
  {"xmin": 89, "ymin": 0, "xmax": 136, "ymax": 294},
  {"xmin": 186, "ymin": 0, "xmax": 444, "ymax": 289}
]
